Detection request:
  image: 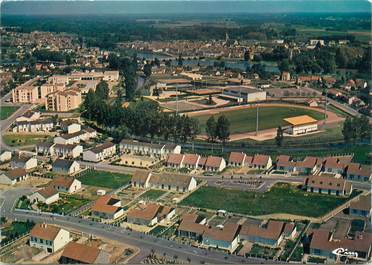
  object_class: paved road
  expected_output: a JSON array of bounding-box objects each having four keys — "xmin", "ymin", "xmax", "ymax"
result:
[
  {"xmin": 0, "ymin": 187, "xmax": 35, "ymax": 216},
  {"xmin": 0, "ymin": 103, "xmax": 33, "ymax": 152},
  {"xmin": 307, "ymin": 86, "xmax": 370, "ymax": 120},
  {"xmin": 8, "ymin": 209, "xmax": 278, "ymax": 264},
  {"xmin": 79, "ymin": 161, "xmax": 371, "ymax": 191}
]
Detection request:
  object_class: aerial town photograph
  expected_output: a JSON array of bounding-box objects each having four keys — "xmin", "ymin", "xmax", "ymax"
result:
[{"xmin": 0, "ymin": 0, "xmax": 370, "ymax": 264}]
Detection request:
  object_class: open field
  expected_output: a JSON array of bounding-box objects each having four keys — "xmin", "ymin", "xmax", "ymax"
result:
[
  {"xmin": 78, "ymin": 170, "xmax": 132, "ymax": 189},
  {"xmin": 192, "ymin": 106, "xmax": 325, "ymax": 134},
  {"xmin": 0, "ymin": 106, "xmax": 19, "ymax": 120},
  {"xmin": 180, "ymin": 183, "xmax": 355, "ymax": 217},
  {"xmin": 2, "ymin": 134, "xmax": 51, "ymax": 147}
]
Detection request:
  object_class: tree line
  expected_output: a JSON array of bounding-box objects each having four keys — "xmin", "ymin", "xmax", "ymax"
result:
[
  {"xmin": 205, "ymin": 115, "xmax": 231, "ymax": 143},
  {"xmin": 82, "ymin": 84, "xmax": 200, "ymax": 143},
  {"xmin": 342, "ymin": 115, "xmax": 371, "ymax": 143}
]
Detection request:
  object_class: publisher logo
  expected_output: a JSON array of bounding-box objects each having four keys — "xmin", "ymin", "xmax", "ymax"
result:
[{"xmin": 332, "ymin": 248, "xmax": 358, "ymax": 259}]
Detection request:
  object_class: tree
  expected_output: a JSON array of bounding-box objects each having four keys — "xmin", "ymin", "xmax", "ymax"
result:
[
  {"xmin": 275, "ymin": 126, "xmax": 284, "ymax": 146},
  {"xmin": 216, "ymin": 115, "xmax": 230, "ymax": 143},
  {"xmin": 278, "ymin": 59, "xmax": 290, "ymax": 72},
  {"xmin": 206, "ymin": 116, "xmax": 217, "ymax": 142},
  {"xmin": 108, "ymin": 53, "xmax": 120, "ymax": 70},
  {"xmin": 143, "ymin": 63, "xmax": 152, "ymax": 78},
  {"xmin": 342, "ymin": 117, "xmax": 354, "ymax": 143},
  {"xmin": 96, "ymin": 81, "xmax": 109, "ymax": 100},
  {"xmin": 177, "ymin": 54, "xmax": 183, "ymax": 67},
  {"xmin": 244, "ymin": 50, "xmax": 250, "ymax": 61},
  {"xmin": 65, "ymin": 54, "xmax": 72, "ymax": 65},
  {"xmin": 356, "ymin": 115, "xmax": 371, "ymax": 141}
]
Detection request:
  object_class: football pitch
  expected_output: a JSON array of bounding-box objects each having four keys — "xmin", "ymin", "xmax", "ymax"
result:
[{"xmin": 194, "ymin": 106, "xmax": 325, "ymax": 134}]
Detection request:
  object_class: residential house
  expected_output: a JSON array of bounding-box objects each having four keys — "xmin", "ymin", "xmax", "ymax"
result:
[
  {"xmin": 239, "ymin": 221, "xmax": 285, "ymax": 247},
  {"xmin": 309, "ymin": 229, "xmax": 372, "ymax": 261},
  {"xmin": 49, "ymin": 177, "xmax": 81, "ymax": 193},
  {"xmin": 131, "ymin": 170, "xmax": 152, "ymax": 188},
  {"xmin": 11, "ymin": 155, "xmax": 37, "ymax": 170},
  {"xmin": 53, "ymin": 131, "xmax": 83, "ymax": 145},
  {"xmin": 228, "ymin": 152, "xmax": 247, "ymax": 167},
  {"xmin": 29, "ymin": 187, "xmax": 59, "ymax": 205},
  {"xmin": 36, "ymin": 143, "xmax": 55, "ymax": 156},
  {"xmin": 120, "ymin": 140, "xmax": 181, "ymax": 159},
  {"xmin": 60, "ymin": 120, "xmax": 81, "ymax": 134},
  {"xmin": 296, "ymin": 156, "xmax": 319, "ymax": 175},
  {"xmin": 349, "ymin": 193, "xmax": 371, "ymax": 218},
  {"xmin": 182, "ymin": 154, "xmax": 201, "ymax": 169},
  {"xmin": 346, "ymin": 163, "xmax": 371, "ymax": 182},
  {"xmin": 0, "ymin": 168, "xmax": 28, "ymax": 185},
  {"xmin": 30, "ymin": 224, "xmax": 70, "ymax": 253},
  {"xmin": 0, "ymin": 151, "xmax": 12, "ymax": 163},
  {"xmin": 12, "ymin": 118, "xmax": 54, "ymax": 133},
  {"xmin": 251, "ymin": 154, "xmax": 272, "ymax": 170},
  {"xmin": 165, "ymin": 153, "xmax": 185, "ymax": 168},
  {"xmin": 204, "ymin": 156, "xmax": 226, "ymax": 172},
  {"xmin": 276, "ymin": 155, "xmax": 296, "ymax": 172},
  {"xmin": 82, "ymin": 142, "xmax": 116, "ymax": 162},
  {"xmin": 54, "ymin": 144, "xmax": 83, "ymax": 159},
  {"xmin": 202, "ymin": 223, "xmax": 240, "ymax": 253},
  {"xmin": 304, "ymin": 175, "xmax": 352, "ymax": 196},
  {"xmin": 323, "ymin": 156, "xmax": 353, "ymax": 174},
  {"xmin": 177, "ymin": 213, "xmax": 207, "ymax": 241},
  {"xmin": 149, "ymin": 172, "xmax": 197, "ymax": 192},
  {"xmin": 91, "ymin": 195, "xmax": 124, "ymax": 220},
  {"xmin": 52, "ymin": 159, "xmax": 80, "ymax": 175},
  {"xmin": 126, "ymin": 203, "xmax": 175, "ymax": 226},
  {"xmin": 59, "ymin": 242, "xmax": 110, "ymax": 264},
  {"xmin": 15, "ymin": 111, "xmax": 41, "ymax": 122}
]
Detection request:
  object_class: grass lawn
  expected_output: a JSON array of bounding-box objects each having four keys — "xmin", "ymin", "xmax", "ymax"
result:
[
  {"xmin": 290, "ymin": 245, "xmax": 304, "ymax": 262},
  {"xmin": 139, "ymin": 189, "xmax": 166, "ymax": 201},
  {"xmin": 39, "ymin": 194, "xmax": 90, "ymax": 215},
  {"xmin": 78, "ymin": 170, "xmax": 132, "ymax": 189},
  {"xmin": 0, "ymin": 106, "xmax": 19, "ymax": 120},
  {"xmin": 248, "ymin": 244, "xmax": 278, "ymax": 259},
  {"xmin": 2, "ymin": 134, "xmax": 51, "ymax": 147},
  {"xmin": 194, "ymin": 106, "xmax": 325, "ymax": 134},
  {"xmin": 180, "ymin": 183, "xmax": 356, "ymax": 217},
  {"xmin": 279, "ymin": 240, "xmax": 296, "ymax": 260},
  {"xmin": 1, "ymin": 221, "xmax": 35, "ymax": 244}
]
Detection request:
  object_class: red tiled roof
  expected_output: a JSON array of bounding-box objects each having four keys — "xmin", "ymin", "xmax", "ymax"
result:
[
  {"xmin": 252, "ymin": 154, "xmax": 270, "ymax": 166},
  {"xmin": 166, "ymin": 154, "xmax": 184, "ymax": 165},
  {"xmin": 228, "ymin": 152, "xmax": 246, "ymax": 164},
  {"xmin": 183, "ymin": 154, "xmax": 200, "ymax": 166},
  {"xmin": 30, "ymin": 224, "xmax": 61, "ymax": 241},
  {"xmin": 205, "ymin": 156, "xmax": 223, "ymax": 168},
  {"xmin": 61, "ymin": 242, "xmax": 100, "ymax": 264},
  {"xmin": 91, "ymin": 195, "xmax": 121, "ymax": 214},
  {"xmin": 240, "ymin": 221, "xmax": 284, "ymax": 241}
]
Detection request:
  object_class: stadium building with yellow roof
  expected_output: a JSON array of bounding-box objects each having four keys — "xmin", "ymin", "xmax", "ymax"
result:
[{"xmin": 284, "ymin": 115, "xmax": 318, "ymax": 135}]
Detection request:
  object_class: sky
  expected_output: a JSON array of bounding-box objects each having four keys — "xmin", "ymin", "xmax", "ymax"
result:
[{"xmin": 1, "ymin": 0, "xmax": 371, "ymax": 15}]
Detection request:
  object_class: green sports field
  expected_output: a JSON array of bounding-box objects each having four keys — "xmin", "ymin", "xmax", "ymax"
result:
[{"xmin": 194, "ymin": 106, "xmax": 325, "ymax": 134}]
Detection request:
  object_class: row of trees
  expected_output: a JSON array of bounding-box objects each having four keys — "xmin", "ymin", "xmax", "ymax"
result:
[
  {"xmin": 108, "ymin": 53, "xmax": 138, "ymax": 100},
  {"xmin": 205, "ymin": 116, "xmax": 230, "ymax": 143},
  {"xmin": 342, "ymin": 116, "xmax": 371, "ymax": 143},
  {"xmin": 83, "ymin": 87, "xmax": 200, "ymax": 142}
]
